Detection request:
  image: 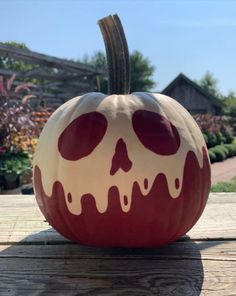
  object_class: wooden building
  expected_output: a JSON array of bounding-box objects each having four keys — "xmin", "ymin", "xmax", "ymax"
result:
[
  {"xmin": 0, "ymin": 44, "xmax": 104, "ymax": 109},
  {"xmin": 162, "ymin": 73, "xmax": 223, "ymax": 114}
]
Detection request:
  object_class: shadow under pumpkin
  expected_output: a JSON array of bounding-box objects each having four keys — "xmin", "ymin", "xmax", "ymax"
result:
[{"xmin": 0, "ymin": 230, "xmax": 207, "ymax": 296}]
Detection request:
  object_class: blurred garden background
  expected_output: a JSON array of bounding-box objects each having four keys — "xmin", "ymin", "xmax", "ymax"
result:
[{"xmin": 1, "ymin": 0, "xmax": 236, "ymax": 193}]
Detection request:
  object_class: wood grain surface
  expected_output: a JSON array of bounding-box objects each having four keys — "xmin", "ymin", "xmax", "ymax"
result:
[{"xmin": 0, "ymin": 193, "xmax": 235, "ymax": 295}]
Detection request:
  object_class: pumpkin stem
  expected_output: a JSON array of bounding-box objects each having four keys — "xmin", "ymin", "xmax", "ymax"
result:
[{"xmin": 98, "ymin": 14, "xmax": 130, "ymax": 95}]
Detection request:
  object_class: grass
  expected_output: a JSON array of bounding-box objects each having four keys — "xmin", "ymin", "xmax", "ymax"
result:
[{"xmin": 211, "ymin": 177, "xmax": 236, "ymax": 192}]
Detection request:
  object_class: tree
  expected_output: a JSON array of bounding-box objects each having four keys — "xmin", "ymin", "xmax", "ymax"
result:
[
  {"xmin": 0, "ymin": 42, "xmax": 36, "ymax": 73},
  {"xmin": 222, "ymin": 91, "xmax": 236, "ymax": 115},
  {"xmin": 80, "ymin": 50, "xmax": 156, "ymax": 93},
  {"xmin": 0, "ymin": 42, "xmax": 41, "ymax": 86},
  {"xmin": 221, "ymin": 90, "xmax": 236, "ymax": 134},
  {"xmin": 81, "ymin": 51, "xmax": 108, "ymax": 93},
  {"xmin": 197, "ymin": 72, "xmax": 236, "ymax": 118},
  {"xmin": 130, "ymin": 51, "xmax": 156, "ymax": 92},
  {"xmin": 197, "ymin": 71, "xmax": 220, "ymax": 98}
]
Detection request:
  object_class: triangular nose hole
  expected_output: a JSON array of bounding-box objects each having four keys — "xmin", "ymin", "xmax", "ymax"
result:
[{"xmin": 110, "ymin": 138, "xmax": 132, "ymax": 176}]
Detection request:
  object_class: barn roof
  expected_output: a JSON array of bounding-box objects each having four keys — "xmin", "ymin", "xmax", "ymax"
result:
[{"xmin": 162, "ymin": 73, "xmax": 224, "ymax": 108}]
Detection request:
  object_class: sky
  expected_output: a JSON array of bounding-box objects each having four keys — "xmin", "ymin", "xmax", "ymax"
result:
[{"xmin": 1, "ymin": 0, "xmax": 236, "ymax": 95}]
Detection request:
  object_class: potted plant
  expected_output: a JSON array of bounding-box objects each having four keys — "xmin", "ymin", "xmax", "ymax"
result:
[
  {"xmin": 0, "ymin": 151, "xmax": 31, "ymax": 190},
  {"xmin": 0, "ymin": 74, "xmax": 40, "ymax": 190}
]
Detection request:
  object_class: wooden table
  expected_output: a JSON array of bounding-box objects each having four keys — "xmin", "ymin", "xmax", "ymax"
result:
[{"xmin": 0, "ymin": 194, "xmax": 235, "ymax": 295}]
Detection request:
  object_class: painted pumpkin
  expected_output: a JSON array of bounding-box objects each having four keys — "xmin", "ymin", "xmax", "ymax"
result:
[{"xmin": 33, "ymin": 15, "xmax": 211, "ymax": 247}]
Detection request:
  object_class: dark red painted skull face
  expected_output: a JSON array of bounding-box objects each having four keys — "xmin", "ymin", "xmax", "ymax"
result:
[
  {"xmin": 58, "ymin": 112, "xmax": 108, "ymax": 161},
  {"xmin": 132, "ymin": 110, "xmax": 180, "ymax": 155},
  {"xmin": 33, "ymin": 93, "xmax": 210, "ymax": 248},
  {"xmin": 50, "ymin": 108, "xmax": 183, "ymax": 217},
  {"xmin": 57, "ymin": 110, "xmax": 181, "ymax": 176}
]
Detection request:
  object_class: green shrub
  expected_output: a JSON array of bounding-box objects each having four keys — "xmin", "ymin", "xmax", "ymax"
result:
[
  {"xmin": 216, "ymin": 132, "xmax": 226, "ymax": 145},
  {"xmin": 209, "ymin": 143, "xmax": 236, "ymax": 163},
  {"xmin": 0, "ymin": 152, "xmax": 31, "ymax": 177},
  {"xmin": 206, "ymin": 132, "xmax": 217, "ymax": 148},
  {"xmin": 232, "ymin": 143, "xmax": 236, "ymax": 154},
  {"xmin": 208, "ymin": 150, "xmax": 216, "ymax": 163},
  {"xmin": 224, "ymin": 144, "xmax": 236, "ymax": 157},
  {"xmin": 211, "ymin": 177, "xmax": 236, "ymax": 192},
  {"xmin": 223, "ymin": 130, "xmax": 234, "ymax": 144},
  {"xmin": 219, "ymin": 145, "xmax": 230, "ymax": 157},
  {"xmin": 209, "ymin": 146, "xmax": 226, "ymax": 162}
]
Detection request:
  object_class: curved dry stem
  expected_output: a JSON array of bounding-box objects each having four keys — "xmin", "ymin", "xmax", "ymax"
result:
[{"xmin": 98, "ymin": 14, "xmax": 130, "ymax": 94}]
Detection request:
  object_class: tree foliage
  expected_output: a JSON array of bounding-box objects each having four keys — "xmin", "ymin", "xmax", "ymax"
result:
[
  {"xmin": 197, "ymin": 72, "xmax": 236, "ymax": 118},
  {"xmin": 222, "ymin": 90, "xmax": 236, "ymax": 117},
  {"xmin": 80, "ymin": 50, "xmax": 156, "ymax": 93},
  {"xmin": 81, "ymin": 51, "xmax": 108, "ymax": 93},
  {"xmin": 130, "ymin": 51, "xmax": 156, "ymax": 92},
  {"xmin": 0, "ymin": 41, "xmax": 42, "ymax": 87},
  {"xmin": 197, "ymin": 71, "xmax": 220, "ymax": 98},
  {"xmin": 0, "ymin": 42, "xmax": 36, "ymax": 73}
]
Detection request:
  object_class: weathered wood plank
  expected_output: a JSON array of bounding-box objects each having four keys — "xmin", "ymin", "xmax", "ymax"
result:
[
  {"xmin": 0, "ymin": 194, "xmax": 235, "ymax": 295},
  {"xmin": 0, "ymin": 194, "xmax": 235, "ymax": 244},
  {"xmin": 0, "ymin": 256, "xmax": 235, "ymax": 295},
  {"xmin": 0, "ymin": 241, "xmax": 235, "ymax": 261}
]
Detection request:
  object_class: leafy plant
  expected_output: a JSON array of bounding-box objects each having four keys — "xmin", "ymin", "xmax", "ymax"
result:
[
  {"xmin": 0, "ymin": 72, "xmax": 39, "ymax": 187},
  {"xmin": 211, "ymin": 177, "xmax": 236, "ymax": 192},
  {"xmin": 194, "ymin": 114, "xmax": 234, "ymax": 148},
  {"xmin": 210, "ymin": 146, "xmax": 226, "ymax": 162},
  {"xmin": 209, "ymin": 143, "xmax": 236, "ymax": 163},
  {"xmin": 0, "ymin": 73, "xmax": 36, "ymax": 102},
  {"xmin": 208, "ymin": 150, "xmax": 216, "ymax": 163},
  {"xmin": 0, "ymin": 151, "xmax": 31, "ymax": 176},
  {"xmin": 0, "ymin": 74, "xmax": 39, "ymax": 156},
  {"xmin": 224, "ymin": 144, "xmax": 236, "ymax": 157}
]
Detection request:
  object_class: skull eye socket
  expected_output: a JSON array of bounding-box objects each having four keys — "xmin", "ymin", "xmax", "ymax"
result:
[
  {"xmin": 132, "ymin": 110, "xmax": 180, "ymax": 155},
  {"xmin": 58, "ymin": 112, "xmax": 107, "ymax": 160}
]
